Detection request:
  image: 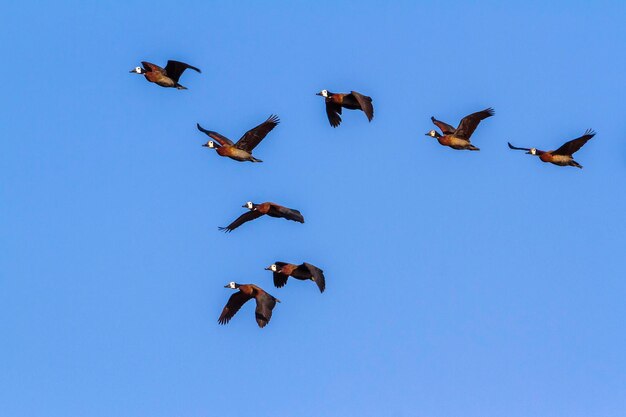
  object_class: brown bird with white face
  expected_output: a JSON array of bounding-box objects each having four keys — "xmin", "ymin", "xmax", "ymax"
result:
[
  {"xmin": 219, "ymin": 201, "xmax": 304, "ymax": 233},
  {"xmin": 129, "ymin": 60, "xmax": 201, "ymax": 89},
  {"xmin": 265, "ymin": 262, "xmax": 326, "ymax": 293},
  {"xmin": 218, "ymin": 282, "xmax": 280, "ymax": 328},
  {"xmin": 316, "ymin": 90, "xmax": 374, "ymax": 127},
  {"xmin": 425, "ymin": 108, "xmax": 494, "ymax": 151},
  {"xmin": 508, "ymin": 129, "xmax": 595, "ymax": 169},
  {"xmin": 197, "ymin": 115, "xmax": 279, "ymax": 163}
]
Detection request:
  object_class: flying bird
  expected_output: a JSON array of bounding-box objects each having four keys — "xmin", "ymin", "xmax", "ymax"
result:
[
  {"xmin": 316, "ymin": 90, "xmax": 373, "ymax": 127},
  {"xmin": 197, "ymin": 115, "xmax": 279, "ymax": 162},
  {"xmin": 265, "ymin": 262, "xmax": 326, "ymax": 293},
  {"xmin": 218, "ymin": 282, "xmax": 280, "ymax": 328},
  {"xmin": 130, "ymin": 60, "xmax": 201, "ymax": 89},
  {"xmin": 508, "ymin": 129, "xmax": 595, "ymax": 169},
  {"xmin": 425, "ymin": 108, "xmax": 494, "ymax": 151},
  {"xmin": 219, "ymin": 201, "xmax": 304, "ymax": 233}
]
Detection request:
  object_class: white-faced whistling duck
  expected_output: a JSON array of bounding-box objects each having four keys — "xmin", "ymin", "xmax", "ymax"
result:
[
  {"xmin": 425, "ymin": 108, "xmax": 495, "ymax": 151},
  {"xmin": 508, "ymin": 129, "xmax": 595, "ymax": 169},
  {"xmin": 219, "ymin": 201, "xmax": 305, "ymax": 233},
  {"xmin": 196, "ymin": 115, "xmax": 279, "ymax": 163},
  {"xmin": 265, "ymin": 262, "xmax": 326, "ymax": 293},
  {"xmin": 219, "ymin": 282, "xmax": 280, "ymax": 328},
  {"xmin": 316, "ymin": 90, "xmax": 374, "ymax": 127},
  {"xmin": 130, "ymin": 60, "xmax": 201, "ymax": 89}
]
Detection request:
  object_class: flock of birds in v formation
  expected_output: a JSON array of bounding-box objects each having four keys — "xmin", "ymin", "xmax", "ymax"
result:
[{"xmin": 130, "ymin": 59, "xmax": 597, "ymax": 329}]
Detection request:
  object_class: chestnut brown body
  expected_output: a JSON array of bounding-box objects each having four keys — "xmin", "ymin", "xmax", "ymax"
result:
[{"xmin": 219, "ymin": 283, "xmax": 280, "ymax": 328}]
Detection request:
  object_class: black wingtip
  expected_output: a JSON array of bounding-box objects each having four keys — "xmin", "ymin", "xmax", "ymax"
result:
[
  {"xmin": 218, "ymin": 227, "xmax": 232, "ymax": 233},
  {"xmin": 585, "ymin": 128, "xmax": 596, "ymax": 137},
  {"xmin": 486, "ymin": 107, "xmax": 495, "ymax": 116},
  {"xmin": 268, "ymin": 114, "xmax": 280, "ymax": 125}
]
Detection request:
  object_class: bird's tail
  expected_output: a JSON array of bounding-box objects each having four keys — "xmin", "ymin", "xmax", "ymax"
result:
[
  {"xmin": 468, "ymin": 145, "xmax": 480, "ymax": 151},
  {"xmin": 176, "ymin": 84, "xmax": 188, "ymax": 90},
  {"xmin": 570, "ymin": 160, "xmax": 583, "ymax": 169},
  {"xmin": 249, "ymin": 156, "xmax": 263, "ymax": 163}
]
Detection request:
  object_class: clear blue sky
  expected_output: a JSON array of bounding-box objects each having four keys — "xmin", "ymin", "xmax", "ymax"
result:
[{"xmin": 2, "ymin": 1, "xmax": 626, "ymax": 416}]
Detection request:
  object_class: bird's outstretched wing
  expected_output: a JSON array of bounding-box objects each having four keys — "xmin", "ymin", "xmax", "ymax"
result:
[
  {"xmin": 552, "ymin": 129, "xmax": 595, "ymax": 156},
  {"xmin": 271, "ymin": 262, "xmax": 290, "ymax": 288},
  {"xmin": 219, "ymin": 210, "xmax": 264, "ymax": 232},
  {"xmin": 218, "ymin": 291, "xmax": 252, "ymax": 325},
  {"xmin": 164, "ymin": 60, "xmax": 201, "ymax": 82},
  {"xmin": 351, "ymin": 91, "xmax": 374, "ymax": 122},
  {"xmin": 325, "ymin": 101, "xmax": 342, "ymax": 127},
  {"xmin": 507, "ymin": 142, "xmax": 532, "ymax": 151},
  {"xmin": 302, "ymin": 263, "xmax": 326, "ymax": 293},
  {"xmin": 454, "ymin": 108, "xmax": 495, "ymax": 140},
  {"xmin": 269, "ymin": 204, "xmax": 304, "ymax": 223},
  {"xmin": 141, "ymin": 61, "xmax": 164, "ymax": 74},
  {"xmin": 235, "ymin": 115, "xmax": 280, "ymax": 152},
  {"xmin": 196, "ymin": 124, "xmax": 234, "ymax": 146},
  {"xmin": 254, "ymin": 291, "xmax": 279, "ymax": 328},
  {"xmin": 431, "ymin": 117, "xmax": 456, "ymax": 135}
]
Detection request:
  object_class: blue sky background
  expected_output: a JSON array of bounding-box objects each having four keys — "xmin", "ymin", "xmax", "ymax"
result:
[{"xmin": 2, "ymin": 1, "xmax": 626, "ymax": 416}]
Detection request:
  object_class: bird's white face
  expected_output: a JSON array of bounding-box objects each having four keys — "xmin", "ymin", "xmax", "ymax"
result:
[
  {"xmin": 226, "ymin": 282, "xmax": 236, "ymax": 289},
  {"xmin": 269, "ymin": 264, "xmax": 278, "ymax": 272},
  {"xmin": 428, "ymin": 130, "xmax": 437, "ymax": 137},
  {"xmin": 320, "ymin": 89, "xmax": 329, "ymax": 98},
  {"xmin": 530, "ymin": 148, "xmax": 537, "ymax": 155},
  {"xmin": 133, "ymin": 66, "xmax": 142, "ymax": 74},
  {"xmin": 207, "ymin": 140, "xmax": 216, "ymax": 148},
  {"xmin": 245, "ymin": 201, "xmax": 254, "ymax": 210}
]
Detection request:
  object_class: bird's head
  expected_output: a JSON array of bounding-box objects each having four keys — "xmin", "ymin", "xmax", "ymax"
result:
[
  {"xmin": 316, "ymin": 89, "xmax": 329, "ymax": 98},
  {"xmin": 129, "ymin": 66, "xmax": 145, "ymax": 74},
  {"xmin": 224, "ymin": 282, "xmax": 238, "ymax": 289},
  {"xmin": 265, "ymin": 264, "xmax": 278, "ymax": 272},
  {"xmin": 202, "ymin": 140, "xmax": 219, "ymax": 149},
  {"xmin": 425, "ymin": 130, "xmax": 441, "ymax": 138},
  {"xmin": 527, "ymin": 148, "xmax": 537, "ymax": 155},
  {"xmin": 242, "ymin": 201, "xmax": 255, "ymax": 210}
]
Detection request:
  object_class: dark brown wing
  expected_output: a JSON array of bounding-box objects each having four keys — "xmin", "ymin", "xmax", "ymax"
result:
[
  {"xmin": 269, "ymin": 204, "xmax": 304, "ymax": 223},
  {"xmin": 235, "ymin": 115, "xmax": 280, "ymax": 151},
  {"xmin": 272, "ymin": 272, "xmax": 289, "ymax": 288},
  {"xmin": 325, "ymin": 101, "xmax": 342, "ymax": 127},
  {"xmin": 302, "ymin": 263, "xmax": 326, "ymax": 293},
  {"xmin": 219, "ymin": 210, "xmax": 264, "ymax": 232},
  {"xmin": 271, "ymin": 262, "xmax": 289, "ymax": 288},
  {"xmin": 218, "ymin": 291, "xmax": 252, "ymax": 325},
  {"xmin": 350, "ymin": 91, "xmax": 374, "ymax": 122},
  {"xmin": 507, "ymin": 142, "xmax": 532, "ymax": 151},
  {"xmin": 552, "ymin": 129, "xmax": 595, "ymax": 156},
  {"xmin": 454, "ymin": 108, "xmax": 495, "ymax": 140},
  {"xmin": 254, "ymin": 292, "xmax": 278, "ymax": 328},
  {"xmin": 141, "ymin": 61, "xmax": 165, "ymax": 74},
  {"xmin": 164, "ymin": 60, "xmax": 201, "ymax": 82},
  {"xmin": 196, "ymin": 124, "xmax": 234, "ymax": 146},
  {"xmin": 431, "ymin": 117, "xmax": 456, "ymax": 135}
]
